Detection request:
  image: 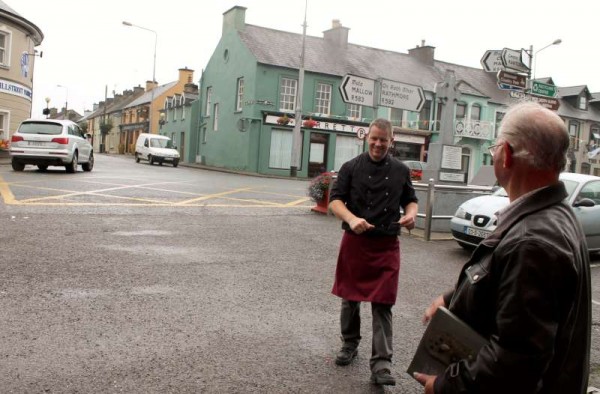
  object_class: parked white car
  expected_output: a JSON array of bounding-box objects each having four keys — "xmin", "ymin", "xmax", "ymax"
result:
[
  {"xmin": 134, "ymin": 133, "xmax": 180, "ymax": 167},
  {"xmin": 9, "ymin": 119, "xmax": 94, "ymax": 173},
  {"xmin": 450, "ymin": 172, "xmax": 600, "ymax": 254}
]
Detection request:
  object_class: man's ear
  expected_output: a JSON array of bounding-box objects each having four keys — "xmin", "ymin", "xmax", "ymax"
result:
[{"xmin": 503, "ymin": 141, "xmax": 513, "ymax": 168}]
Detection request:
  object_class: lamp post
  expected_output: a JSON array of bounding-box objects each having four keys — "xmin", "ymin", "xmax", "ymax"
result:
[
  {"xmin": 532, "ymin": 39, "xmax": 562, "ymax": 82},
  {"xmin": 123, "ymin": 21, "xmax": 157, "ymax": 133},
  {"xmin": 44, "ymin": 97, "xmax": 50, "ymax": 119},
  {"xmin": 56, "ymin": 84, "xmax": 68, "ymax": 120}
]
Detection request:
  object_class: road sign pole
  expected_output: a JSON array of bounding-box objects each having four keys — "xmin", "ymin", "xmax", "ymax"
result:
[{"xmin": 527, "ymin": 44, "xmax": 533, "ymax": 92}]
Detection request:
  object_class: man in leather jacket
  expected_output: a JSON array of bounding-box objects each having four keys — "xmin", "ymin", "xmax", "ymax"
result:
[{"xmin": 415, "ymin": 102, "xmax": 591, "ymax": 393}]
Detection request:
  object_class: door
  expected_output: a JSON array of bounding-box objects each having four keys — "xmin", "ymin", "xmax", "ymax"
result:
[{"xmin": 308, "ymin": 132, "xmax": 328, "ymax": 177}]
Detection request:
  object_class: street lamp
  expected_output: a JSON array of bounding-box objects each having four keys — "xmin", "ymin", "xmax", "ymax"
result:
[
  {"xmin": 532, "ymin": 39, "xmax": 562, "ymax": 82},
  {"xmin": 56, "ymin": 84, "xmax": 68, "ymax": 120},
  {"xmin": 44, "ymin": 97, "xmax": 50, "ymax": 118},
  {"xmin": 123, "ymin": 21, "xmax": 157, "ymax": 133}
]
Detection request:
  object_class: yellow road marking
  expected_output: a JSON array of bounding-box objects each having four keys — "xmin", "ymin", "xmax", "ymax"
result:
[
  {"xmin": 0, "ymin": 175, "xmax": 16, "ymax": 204},
  {"xmin": 174, "ymin": 187, "xmax": 254, "ymax": 205}
]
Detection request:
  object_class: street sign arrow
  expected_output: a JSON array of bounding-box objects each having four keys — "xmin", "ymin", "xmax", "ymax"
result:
[
  {"xmin": 501, "ymin": 48, "xmax": 530, "ymax": 73},
  {"xmin": 528, "ymin": 94, "xmax": 560, "ymax": 111},
  {"xmin": 497, "ymin": 70, "xmax": 526, "ymax": 89},
  {"xmin": 378, "ymin": 79, "xmax": 425, "ymax": 112},
  {"xmin": 480, "ymin": 50, "xmax": 504, "ymax": 73},
  {"xmin": 339, "ymin": 74, "xmax": 375, "ymax": 107}
]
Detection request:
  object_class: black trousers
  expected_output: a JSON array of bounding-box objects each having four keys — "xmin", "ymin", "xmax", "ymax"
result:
[{"xmin": 339, "ymin": 299, "xmax": 393, "ymax": 372}]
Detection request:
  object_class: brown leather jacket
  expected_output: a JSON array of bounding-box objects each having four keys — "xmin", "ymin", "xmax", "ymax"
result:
[{"xmin": 436, "ymin": 182, "xmax": 591, "ymax": 394}]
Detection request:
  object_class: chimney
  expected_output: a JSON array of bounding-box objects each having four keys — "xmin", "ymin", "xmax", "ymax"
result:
[
  {"xmin": 323, "ymin": 19, "xmax": 350, "ymax": 48},
  {"xmin": 408, "ymin": 40, "xmax": 435, "ymax": 66},
  {"xmin": 222, "ymin": 6, "xmax": 247, "ymax": 35},
  {"xmin": 178, "ymin": 67, "xmax": 194, "ymax": 85},
  {"xmin": 145, "ymin": 80, "xmax": 158, "ymax": 92},
  {"xmin": 184, "ymin": 83, "xmax": 199, "ymax": 94},
  {"xmin": 133, "ymin": 86, "xmax": 145, "ymax": 95}
]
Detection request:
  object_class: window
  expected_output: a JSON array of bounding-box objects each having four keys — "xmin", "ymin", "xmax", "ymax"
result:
[
  {"xmin": 494, "ymin": 111, "xmax": 505, "ymax": 138},
  {"xmin": 0, "ymin": 111, "xmax": 7, "ymax": 140},
  {"xmin": 419, "ymin": 100, "xmax": 431, "ymax": 130},
  {"xmin": 334, "ymin": 135, "xmax": 361, "ymax": 171},
  {"xmin": 205, "ymin": 87, "xmax": 213, "ymax": 116},
  {"xmin": 347, "ymin": 104, "xmax": 361, "ymax": 119},
  {"xmin": 0, "ymin": 31, "xmax": 9, "ymax": 66},
  {"xmin": 202, "ymin": 127, "xmax": 207, "ymax": 143},
  {"xmin": 579, "ymin": 96, "xmax": 587, "ymax": 110},
  {"xmin": 269, "ymin": 129, "xmax": 293, "ymax": 169},
  {"xmin": 279, "ymin": 78, "xmax": 297, "ymax": 112},
  {"xmin": 569, "ymin": 121, "xmax": 580, "ymax": 151},
  {"xmin": 456, "ymin": 103, "xmax": 466, "ymax": 119},
  {"xmin": 315, "ymin": 83, "xmax": 332, "ymax": 115},
  {"xmin": 213, "ymin": 103, "xmax": 219, "ymax": 131},
  {"xmin": 390, "ymin": 108, "xmax": 403, "ymax": 127},
  {"xmin": 182, "ymin": 104, "xmax": 186, "ymax": 120},
  {"xmin": 236, "ymin": 77, "xmax": 244, "ymax": 112},
  {"xmin": 471, "ymin": 104, "xmax": 481, "ymax": 121},
  {"xmin": 590, "ymin": 125, "xmax": 600, "ymax": 150}
]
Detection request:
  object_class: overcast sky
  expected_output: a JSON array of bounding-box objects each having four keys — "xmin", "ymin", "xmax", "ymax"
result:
[{"xmin": 12, "ymin": 0, "xmax": 600, "ymax": 118}]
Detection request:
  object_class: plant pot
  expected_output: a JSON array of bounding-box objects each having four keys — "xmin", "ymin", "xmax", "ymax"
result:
[{"xmin": 311, "ymin": 189, "xmax": 329, "ymax": 214}]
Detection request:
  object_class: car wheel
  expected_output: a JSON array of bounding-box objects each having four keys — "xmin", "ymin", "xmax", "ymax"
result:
[
  {"xmin": 173, "ymin": 160, "xmax": 179, "ymax": 168},
  {"xmin": 37, "ymin": 165, "xmax": 48, "ymax": 172},
  {"xmin": 159, "ymin": 161, "xmax": 163, "ymax": 166},
  {"xmin": 135, "ymin": 153, "xmax": 140, "ymax": 163},
  {"xmin": 148, "ymin": 155, "xmax": 153, "ymax": 165},
  {"xmin": 82, "ymin": 151, "xmax": 94, "ymax": 172},
  {"xmin": 11, "ymin": 160, "xmax": 25, "ymax": 172},
  {"xmin": 66, "ymin": 152, "xmax": 78, "ymax": 173}
]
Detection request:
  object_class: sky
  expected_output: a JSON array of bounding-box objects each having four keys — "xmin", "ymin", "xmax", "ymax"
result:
[{"xmin": 10, "ymin": 0, "xmax": 600, "ymax": 118}]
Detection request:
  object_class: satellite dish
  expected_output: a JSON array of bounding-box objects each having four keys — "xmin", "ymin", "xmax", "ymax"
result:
[{"xmin": 236, "ymin": 118, "xmax": 250, "ymax": 132}]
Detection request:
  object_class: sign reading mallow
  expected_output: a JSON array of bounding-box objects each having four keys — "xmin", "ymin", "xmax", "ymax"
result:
[
  {"xmin": 339, "ymin": 74, "xmax": 375, "ymax": 107},
  {"xmin": 481, "ymin": 50, "xmax": 504, "ymax": 73},
  {"xmin": 379, "ymin": 79, "xmax": 425, "ymax": 112}
]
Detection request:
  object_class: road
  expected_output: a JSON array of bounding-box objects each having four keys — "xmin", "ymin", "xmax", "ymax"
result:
[{"xmin": 0, "ymin": 154, "xmax": 598, "ymax": 393}]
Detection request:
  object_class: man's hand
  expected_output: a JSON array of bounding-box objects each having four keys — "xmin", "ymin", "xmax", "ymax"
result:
[
  {"xmin": 423, "ymin": 295, "xmax": 446, "ymax": 325},
  {"xmin": 399, "ymin": 214, "xmax": 415, "ymax": 230},
  {"xmin": 348, "ymin": 217, "xmax": 374, "ymax": 235},
  {"xmin": 413, "ymin": 372, "xmax": 436, "ymax": 393}
]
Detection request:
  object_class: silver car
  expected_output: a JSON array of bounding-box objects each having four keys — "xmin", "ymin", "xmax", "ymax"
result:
[
  {"xmin": 450, "ymin": 172, "xmax": 600, "ymax": 254},
  {"xmin": 9, "ymin": 119, "xmax": 94, "ymax": 173}
]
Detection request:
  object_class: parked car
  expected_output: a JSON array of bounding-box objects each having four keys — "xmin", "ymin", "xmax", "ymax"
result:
[
  {"xmin": 450, "ymin": 172, "xmax": 600, "ymax": 254},
  {"xmin": 9, "ymin": 119, "xmax": 94, "ymax": 173},
  {"xmin": 404, "ymin": 160, "xmax": 427, "ymax": 181},
  {"xmin": 135, "ymin": 133, "xmax": 180, "ymax": 167}
]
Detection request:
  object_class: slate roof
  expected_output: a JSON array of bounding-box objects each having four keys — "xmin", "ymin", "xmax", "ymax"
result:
[
  {"xmin": 559, "ymin": 85, "xmax": 588, "ymax": 98},
  {"xmin": 0, "ymin": 0, "xmax": 43, "ymax": 44},
  {"xmin": 238, "ymin": 24, "xmax": 512, "ymax": 106},
  {"xmin": 125, "ymin": 81, "xmax": 178, "ymax": 109}
]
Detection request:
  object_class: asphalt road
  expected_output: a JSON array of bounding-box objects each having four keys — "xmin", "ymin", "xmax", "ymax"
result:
[{"xmin": 0, "ymin": 154, "xmax": 598, "ymax": 393}]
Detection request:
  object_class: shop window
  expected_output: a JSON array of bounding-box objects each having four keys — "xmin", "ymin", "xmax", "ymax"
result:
[
  {"xmin": 269, "ymin": 129, "xmax": 293, "ymax": 169},
  {"xmin": 334, "ymin": 135, "xmax": 361, "ymax": 171}
]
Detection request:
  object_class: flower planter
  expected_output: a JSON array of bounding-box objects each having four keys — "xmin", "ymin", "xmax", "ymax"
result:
[{"xmin": 311, "ymin": 189, "xmax": 330, "ymax": 214}]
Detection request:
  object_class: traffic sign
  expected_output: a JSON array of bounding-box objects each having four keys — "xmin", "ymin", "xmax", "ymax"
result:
[
  {"xmin": 339, "ymin": 74, "xmax": 375, "ymax": 107},
  {"xmin": 378, "ymin": 79, "xmax": 425, "ymax": 112},
  {"xmin": 497, "ymin": 70, "xmax": 526, "ymax": 89},
  {"xmin": 480, "ymin": 50, "xmax": 504, "ymax": 73},
  {"xmin": 501, "ymin": 48, "xmax": 530, "ymax": 73},
  {"xmin": 531, "ymin": 81, "xmax": 557, "ymax": 98},
  {"xmin": 528, "ymin": 94, "xmax": 560, "ymax": 111},
  {"xmin": 497, "ymin": 83, "xmax": 523, "ymax": 92}
]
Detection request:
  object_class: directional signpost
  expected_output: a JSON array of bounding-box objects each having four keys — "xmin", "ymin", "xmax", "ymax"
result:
[
  {"xmin": 480, "ymin": 50, "xmax": 504, "ymax": 73},
  {"xmin": 531, "ymin": 81, "xmax": 557, "ymax": 97},
  {"xmin": 378, "ymin": 79, "xmax": 425, "ymax": 112},
  {"xmin": 501, "ymin": 48, "xmax": 530, "ymax": 73},
  {"xmin": 339, "ymin": 74, "xmax": 375, "ymax": 107},
  {"xmin": 497, "ymin": 70, "xmax": 527, "ymax": 89}
]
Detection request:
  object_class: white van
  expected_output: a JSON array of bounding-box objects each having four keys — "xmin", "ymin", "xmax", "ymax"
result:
[{"xmin": 135, "ymin": 133, "xmax": 180, "ymax": 167}]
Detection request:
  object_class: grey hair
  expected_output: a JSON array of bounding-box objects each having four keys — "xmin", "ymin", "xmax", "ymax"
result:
[
  {"xmin": 369, "ymin": 118, "xmax": 393, "ymax": 140},
  {"xmin": 497, "ymin": 102, "xmax": 569, "ymax": 172}
]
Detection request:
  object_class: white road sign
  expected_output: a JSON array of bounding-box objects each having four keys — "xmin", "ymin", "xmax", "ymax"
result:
[
  {"xmin": 379, "ymin": 79, "xmax": 425, "ymax": 112},
  {"xmin": 339, "ymin": 74, "xmax": 375, "ymax": 107},
  {"xmin": 480, "ymin": 50, "xmax": 504, "ymax": 73},
  {"xmin": 501, "ymin": 48, "xmax": 530, "ymax": 73}
]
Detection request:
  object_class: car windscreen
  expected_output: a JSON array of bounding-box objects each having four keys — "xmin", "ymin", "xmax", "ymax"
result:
[
  {"xmin": 18, "ymin": 122, "xmax": 63, "ymax": 135},
  {"xmin": 149, "ymin": 138, "xmax": 168, "ymax": 148},
  {"xmin": 562, "ymin": 180, "xmax": 578, "ymax": 198}
]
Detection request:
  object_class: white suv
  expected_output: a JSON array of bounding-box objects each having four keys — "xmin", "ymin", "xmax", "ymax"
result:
[{"xmin": 9, "ymin": 119, "xmax": 94, "ymax": 173}]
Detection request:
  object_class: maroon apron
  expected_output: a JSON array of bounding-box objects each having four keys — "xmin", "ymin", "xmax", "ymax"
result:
[{"xmin": 331, "ymin": 231, "xmax": 400, "ymax": 305}]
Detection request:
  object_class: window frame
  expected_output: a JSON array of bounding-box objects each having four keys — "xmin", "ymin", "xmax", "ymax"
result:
[
  {"xmin": 213, "ymin": 103, "xmax": 219, "ymax": 131},
  {"xmin": 236, "ymin": 77, "xmax": 244, "ymax": 112},
  {"xmin": 315, "ymin": 82, "xmax": 332, "ymax": 115},
  {"xmin": 205, "ymin": 87, "xmax": 213, "ymax": 117},
  {"xmin": 279, "ymin": 77, "xmax": 297, "ymax": 112},
  {"xmin": 347, "ymin": 103, "xmax": 361, "ymax": 120},
  {"xmin": 0, "ymin": 29, "xmax": 10, "ymax": 67}
]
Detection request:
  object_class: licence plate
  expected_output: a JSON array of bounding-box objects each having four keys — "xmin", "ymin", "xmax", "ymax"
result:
[
  {"xmin": 28, "ymin": 141, "xmax": 45, "ymax": 146},
  {"xmin": 465, "ymin": 227, "xmax": 491, "ymax": 239}
]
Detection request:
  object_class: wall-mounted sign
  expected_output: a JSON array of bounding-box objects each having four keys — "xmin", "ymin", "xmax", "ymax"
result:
[
  {"xmin": 441, "ymin": 145, "xmax": 462, "ymax": 170},
  {"xmin": 0, "ymin": 79, "xmax": 32, "ymax": 101},
  {"xmin": 439, "ymin": 172, "xmax": 466, "ymax": 183}
]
